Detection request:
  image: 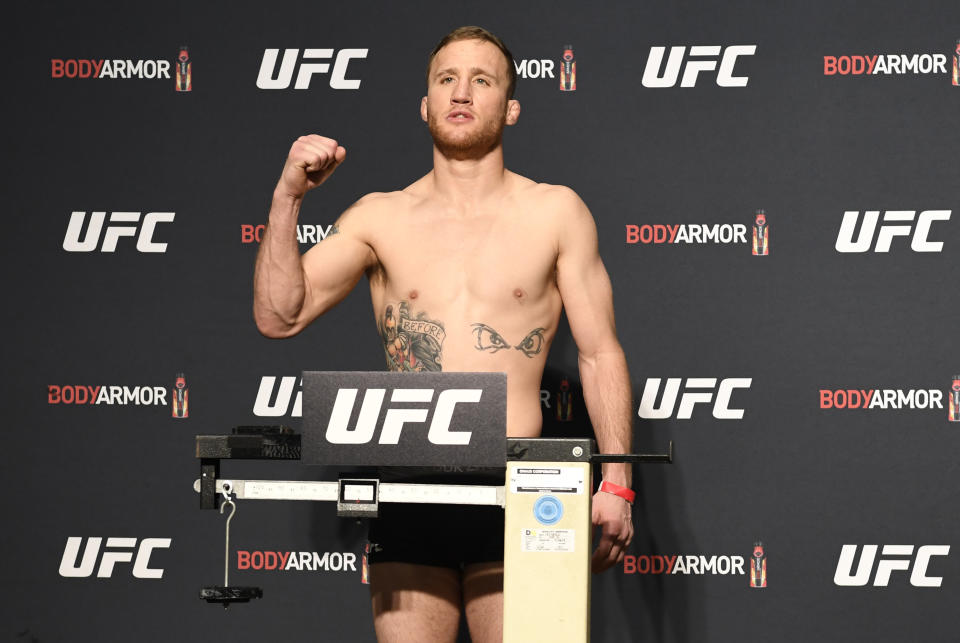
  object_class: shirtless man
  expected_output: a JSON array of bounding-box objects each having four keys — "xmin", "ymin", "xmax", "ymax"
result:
[{"xmin": 253, "ymin": 26, "xmax": 634, "ymax": 643}]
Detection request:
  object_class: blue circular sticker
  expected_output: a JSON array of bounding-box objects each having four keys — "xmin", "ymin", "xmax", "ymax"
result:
[{"xmin": 533, "ymin": 495, "xmax": 564, "ymax": 525}]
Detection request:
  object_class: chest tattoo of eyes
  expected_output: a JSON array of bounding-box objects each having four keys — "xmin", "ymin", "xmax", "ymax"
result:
[
  {"xmin": 514, "ymin": 327, "xmax": 546, "ymax": 357},
  {"xmin": 472, "ymin": 323, "xmax": 547, "ymax": 358}
]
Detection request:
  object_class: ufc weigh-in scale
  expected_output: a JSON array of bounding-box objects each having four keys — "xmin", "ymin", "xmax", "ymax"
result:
[{"xmin": 193, "ymin": 372, "xmax": 671, "ymax": 642}]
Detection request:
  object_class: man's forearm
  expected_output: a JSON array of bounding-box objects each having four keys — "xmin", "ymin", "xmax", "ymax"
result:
[
  {"xmin": 579, "ymin": 347, "xmax": 633, "ymax": 487},
  {"xmin": 253, "ymin": 191, "xmax": 307, "ymax": 336}
]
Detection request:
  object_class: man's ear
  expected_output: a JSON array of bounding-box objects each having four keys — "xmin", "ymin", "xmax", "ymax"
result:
[
  {"xmin": 420, "ymin": 96, "xmax": 428, "ymax": 123},
  {"xmin": 505, "ymin": 99, "xmax": 521, "ymax": 126}
]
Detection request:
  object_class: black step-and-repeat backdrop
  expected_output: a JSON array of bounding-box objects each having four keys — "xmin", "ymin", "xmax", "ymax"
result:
[{"xmin": 5, "ymin": 1, "xmax": 959, "ymax": 641}]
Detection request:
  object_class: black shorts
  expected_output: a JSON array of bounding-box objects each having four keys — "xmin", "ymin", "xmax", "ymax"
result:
[{"xmin": 367, "ymin": 469, "xmax": 505, "ymax": 570}]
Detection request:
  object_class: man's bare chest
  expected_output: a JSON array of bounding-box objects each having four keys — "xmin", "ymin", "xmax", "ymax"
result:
[{"xmin": 368, "ymin": 210, "xmax": 559, "ymax": 302}]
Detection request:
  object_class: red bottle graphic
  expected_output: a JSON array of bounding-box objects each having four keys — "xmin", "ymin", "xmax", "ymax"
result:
[
  {"xmin": 555, "ymin": 378, "xmax": 573, "ymax": 422},
  {"xmin": 560, "ymin": 46, "xmax": 576, "ymax": 91},
  {"xmin": 750, "ymin": 541, "xmax": 767, "ymax": 588},
  {"xmin": 949, "ymin": 375, "xmax": 960, "ymax": 422},
  {"xmin": 752, "ymin": 209, "xmax": 769, "ymax": 256},
  {"xmin": 361, "ymin": 543, "xmax": 371, "ymax": 584},
  {"xmin": 953, "ymin": 40, "xmax": 959, "ymax": 86},
  {"xmin": 176, "ymin": 46, "xmax": 192, "ymax": 92},
  {"xmin": 172, "ymin": 373, "xmax": 189, "ymax": 418}
]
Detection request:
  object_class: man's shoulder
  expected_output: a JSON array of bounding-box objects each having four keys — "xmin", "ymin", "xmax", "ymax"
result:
[
  {"xmin": 351, "ymin": 173, "xmax": 436, "ymax": 211},
  {"xmin": 509, "ymin": 175, "xmax": 591, "ymax": 224},
  {"xmin": 349, "ymin": 189, "xmax": 415, "ymax": 212},
  {"xmin": 338, "ymin": 190, "xmax": 416, "ymax": 228},
  {"xmin": 508, "ymin": 174, "xmax": 582, "ymax": 204}
]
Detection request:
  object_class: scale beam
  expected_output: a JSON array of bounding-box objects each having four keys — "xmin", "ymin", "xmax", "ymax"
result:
[{"xmin": 193, "ymin": 478, "xmax": 504, "ymax": 507}]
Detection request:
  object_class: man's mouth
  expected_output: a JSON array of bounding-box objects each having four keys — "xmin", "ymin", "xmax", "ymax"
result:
[{"xmin": 447, "ymin": 110, "xmax": 474, "ymax": 121}]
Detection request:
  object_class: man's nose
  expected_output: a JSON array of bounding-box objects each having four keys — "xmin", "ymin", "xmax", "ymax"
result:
[{"xmin": 451, "ymin": 81, "xmax": 472, "ymax": 103}]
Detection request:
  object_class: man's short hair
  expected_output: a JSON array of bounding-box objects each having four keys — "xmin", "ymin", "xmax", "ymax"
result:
[{"xmin": 426, "ymin": 26, "xmax": 517, "ymax": 100}]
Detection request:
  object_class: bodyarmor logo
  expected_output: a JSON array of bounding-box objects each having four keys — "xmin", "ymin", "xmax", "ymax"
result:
[
  {"xmin": 835, "ymin": 210, "xmax": 951, "ymax": 253},
  {"xmin": 638, "ymin": 378, "xmax": 752, "ymax": 419},
  {"xmin": 823, "ymin": 53, "xmax": 948, "ymax": 76},
  {"xmin": 50, "ymin": 58, "xmax": 172, "ymax": 80},
  {"xmin": 237, "ymin": 550, "xmax": 357, "ymax": 572},
  {"xmin": 624, "ymin": 553, "xmax": 746, "ymax": 575},
  {"xmin": 834, "ymin": 544, "xmax": 949, "ymax": 587},
  {"xmin": 59, "ymin": 537, "xmax": 171, "ymax": 579},
  {"xmin": 63, "ymin": 211, "xmax": 175, "ymax": 253},
  {"xmin": 642, "ymin": 45, "xmax": 757, "ymax": 88},
  {"xmin": 626, "ymin": 223, "xmax": 748, "ymax": 245},
  {"xmin": 48, "ymin": 384, "xmax": 168, "ymax": 406},
  {"xmin": 256, "ymin": 49, "xmax": 368, "ymax": 89},
  {"xmin": 325, "ymin": 387, "xmax": 481, "ymax": 445},
  {"xmin": 819, "ymin": 388, "xmax": 944, "ymax": 410},
  {"xmin": 241, "ymin": 223, "xmax": 337, "ymax": 244}
]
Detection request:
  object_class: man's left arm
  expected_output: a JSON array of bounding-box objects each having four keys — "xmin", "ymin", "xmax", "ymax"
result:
[{"xmin": 553, "ymin": 187, "xmax": 634, "ymax": 574}]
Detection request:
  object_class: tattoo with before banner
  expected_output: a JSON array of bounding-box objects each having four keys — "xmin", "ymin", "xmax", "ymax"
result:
[{"xmin": 379, "ymin": 301, "xmax": 445, "ymax": 371}]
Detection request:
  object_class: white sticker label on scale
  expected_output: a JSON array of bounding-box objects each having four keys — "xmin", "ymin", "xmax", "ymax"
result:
[
  {"xmin": 510, "ymin": 466, "xmax": 585, "ymax": 494},
  {"xmin": 521, "ymin": 528, "xmax": 575, "ymax": 553}
]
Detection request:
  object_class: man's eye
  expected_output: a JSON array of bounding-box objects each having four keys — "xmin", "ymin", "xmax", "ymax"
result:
[
  {"xmin": 475, "ymin": 78, "xmax": 488, "ymax": 85},
  {"xmin": 472, "ymin": 323, "xmax": 510, "ymax": 353},
  {"xmin": 441, "ymin": 77, "xmax": 454, "ymax": 83},
  {"xmin": 514, "ymin": 328, "xmax": 546, "ymax": 358}
]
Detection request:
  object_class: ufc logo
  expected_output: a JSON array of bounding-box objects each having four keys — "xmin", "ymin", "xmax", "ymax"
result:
[
  {"xmin": 835, "ymin": 210, "xmax": 951, "ymax": 253},
  {"xmin": 254, "ymin": 376, "xmax": 302, "ymax": 417},
  {"xmin": 59, "ymin": 537, "xmax": 171, "ymax": 579},
  {"xmin": 326, "ymin": 388, "xmax": 481, "ymax": 445},
  {"xmin": 63, "ymin": 211, "xmax": 175, "ymax": 253},
  {"xmin": 256, "ymin": 48, "xmax": 368, "ymax": 89},
  {"xmin": 834, "ymin": 544, "xmax": 950, "ymax": 587},
  {"xmin": 642, "ymin": 45, "xmax": 757, "ymax": 88},
  {"xmin": 638, "ymin": 378, "xmax": 752, "ymax": 419}
]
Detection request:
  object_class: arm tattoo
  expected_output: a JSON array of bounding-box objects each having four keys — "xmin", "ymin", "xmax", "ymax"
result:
[
  {"xmin": 379, "ymin": 301, "xmax": 445, "ymax": 371},
  {"xmin": 319, "ymin": 224, "xmax": 339, "ymax": 241},
  {"xmin": 471, "ymin": 324, "xmax": 547, "ymax": 358}
]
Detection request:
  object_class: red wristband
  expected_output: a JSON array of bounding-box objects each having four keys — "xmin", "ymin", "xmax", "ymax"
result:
[{"xmin": 599, "ymin": 480, "xmax": 635, "ymax": 504}]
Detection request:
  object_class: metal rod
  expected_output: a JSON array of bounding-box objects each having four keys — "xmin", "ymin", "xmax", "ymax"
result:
[{"xmin": 221, "ymin": 499, "xmax": 236, "ymax": 587}]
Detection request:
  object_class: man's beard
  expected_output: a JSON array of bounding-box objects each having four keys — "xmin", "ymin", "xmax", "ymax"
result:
[{"xmin": 428, "ymin": 106, "xmax": 506, "ymax": 161}]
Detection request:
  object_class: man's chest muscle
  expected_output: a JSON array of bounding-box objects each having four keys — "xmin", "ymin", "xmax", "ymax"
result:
[{"xmin": 371, "ymin": 214, "xmax": 557, "ymax": 303}]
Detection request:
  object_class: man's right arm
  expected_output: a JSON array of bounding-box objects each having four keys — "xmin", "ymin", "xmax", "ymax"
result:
[{"xmin": 253, "ymin": 135, "xmax": 377, "ymax": 338}]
